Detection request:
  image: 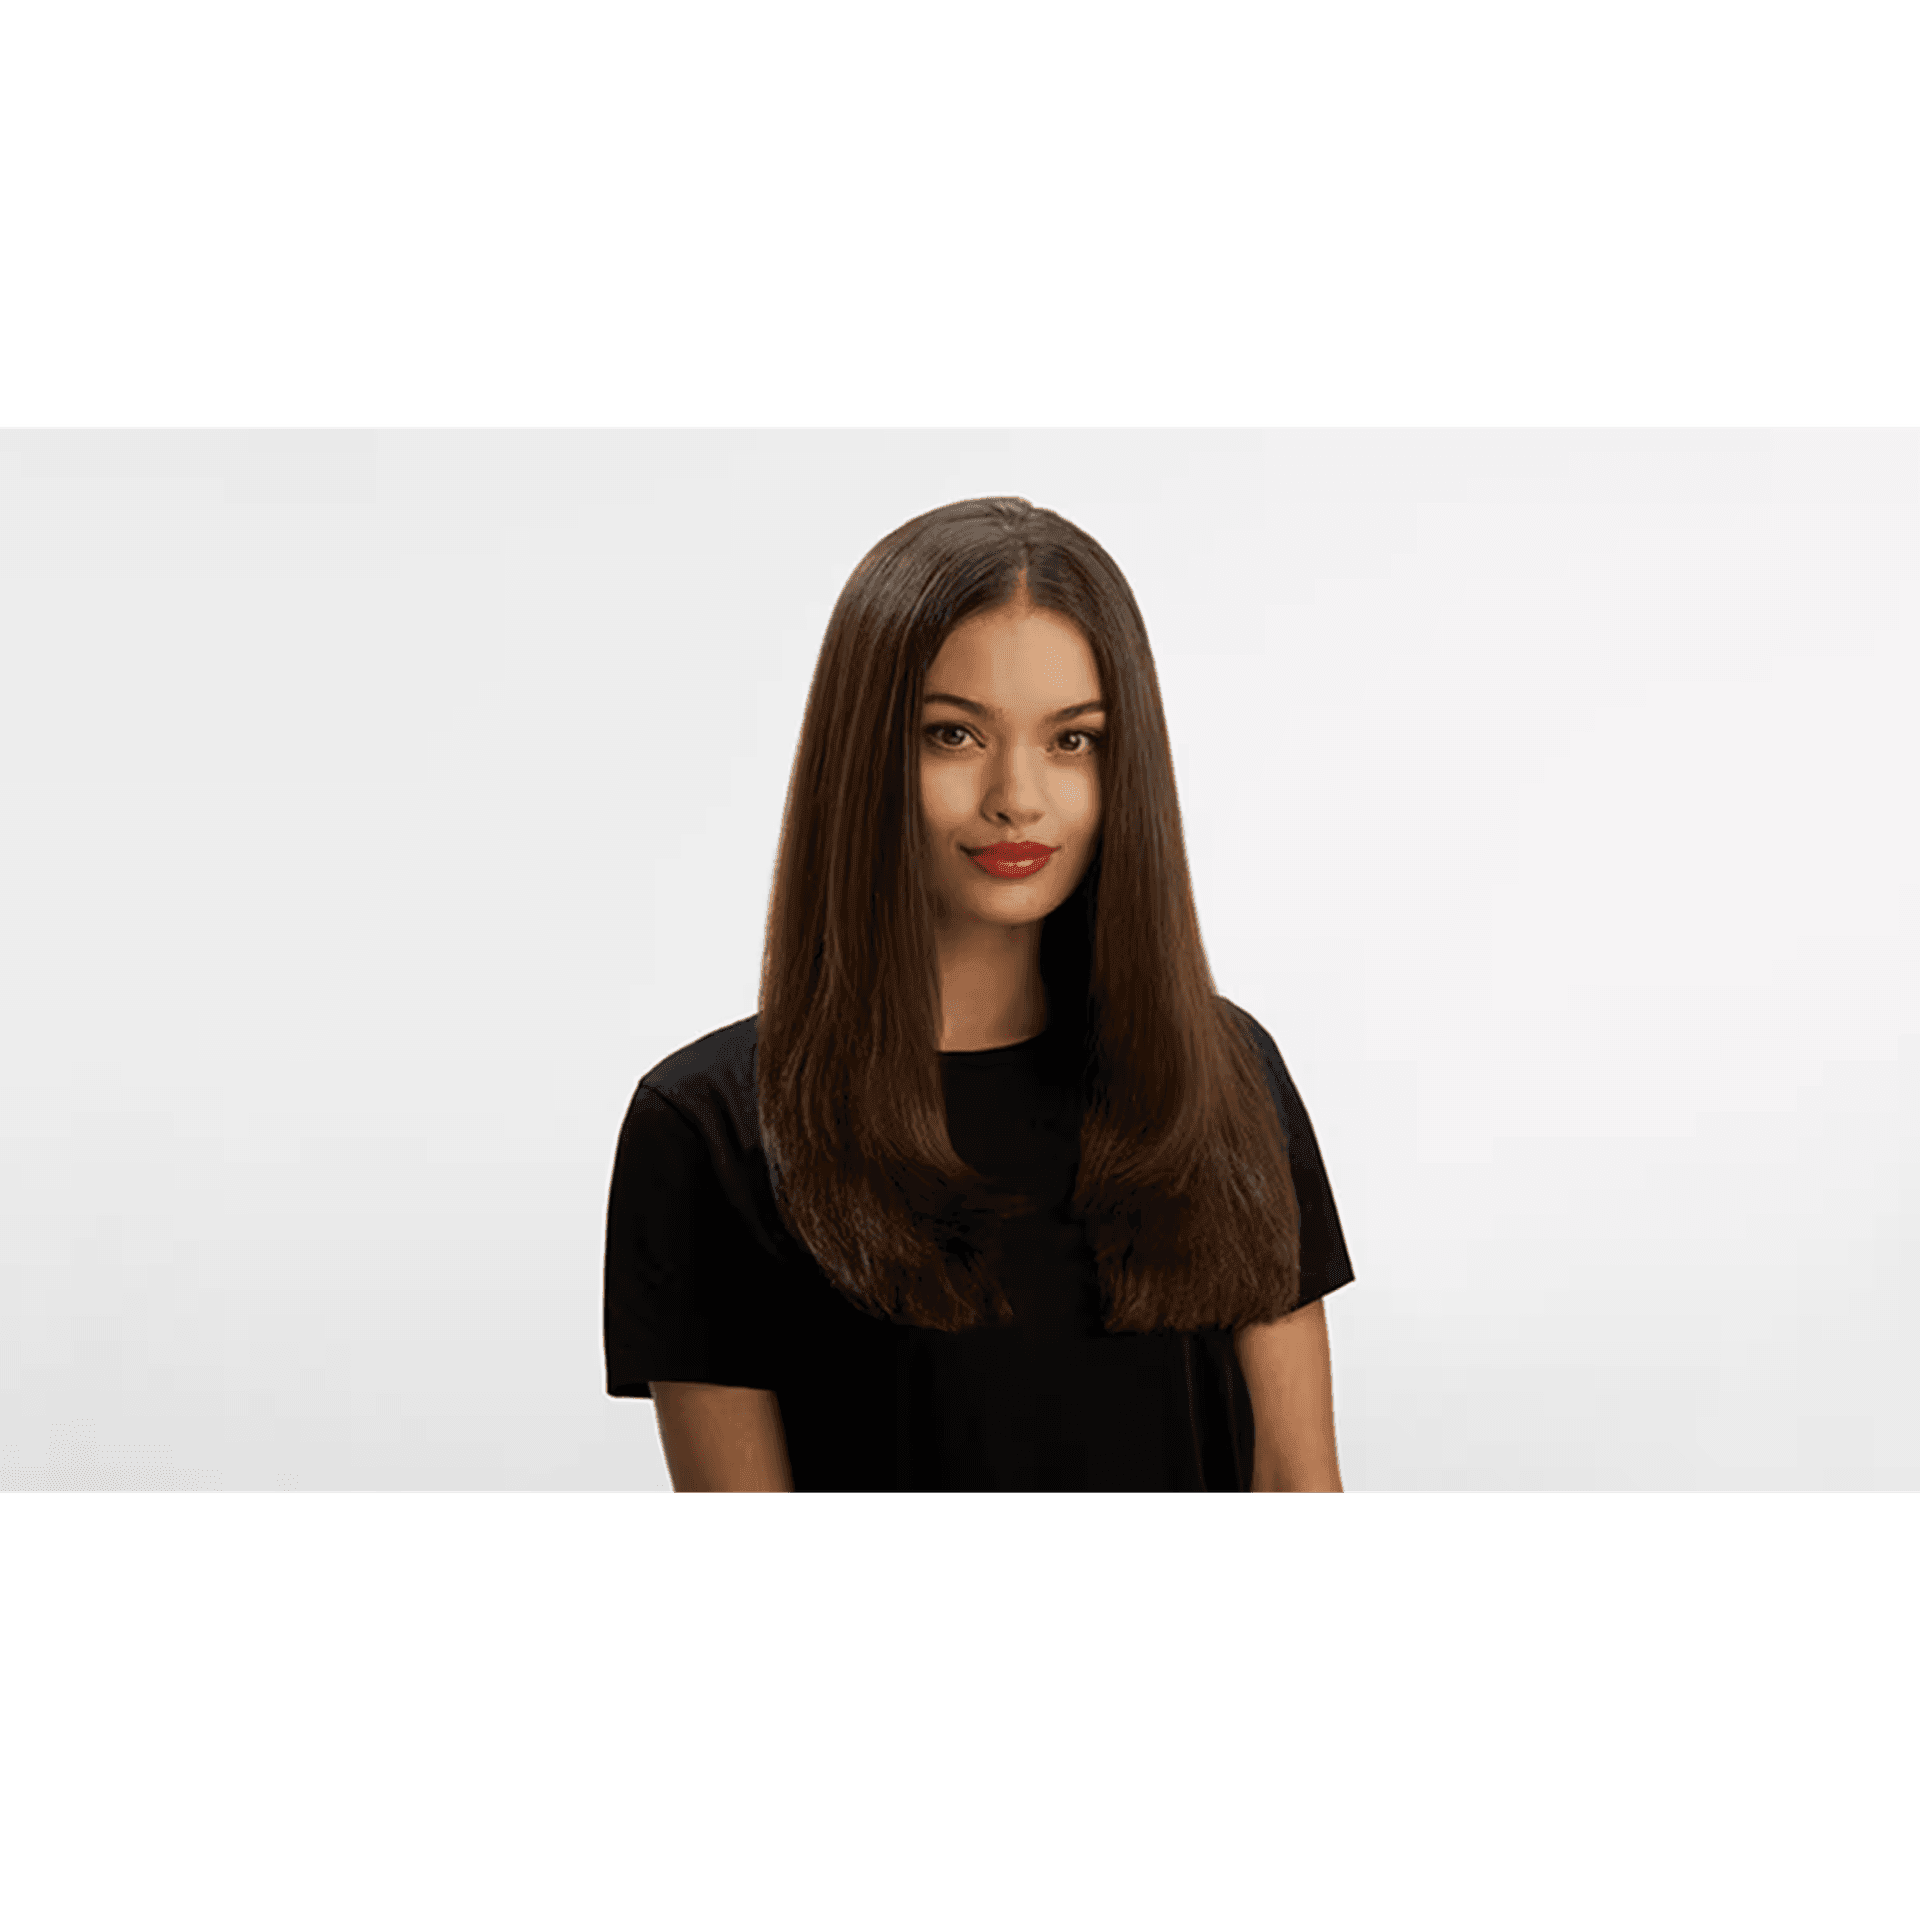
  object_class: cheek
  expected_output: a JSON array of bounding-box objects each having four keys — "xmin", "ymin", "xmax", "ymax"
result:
[
  {"xmin": 1069, "ymin": 768, "xmax": 1102, "ymax": 830},
  {"xmin": 920, "ymin": 758, "xmax": 969, "ymax": 818}
]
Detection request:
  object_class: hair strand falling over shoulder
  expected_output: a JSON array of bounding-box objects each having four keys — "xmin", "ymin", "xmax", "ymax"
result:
[{"xmin": 756, "ymin": 496, "xmax": 1300, "ymax": 1334}]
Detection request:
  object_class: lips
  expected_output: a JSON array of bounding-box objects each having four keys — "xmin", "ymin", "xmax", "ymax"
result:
[{"xmin": 967, "ymin": 842, "xmax": 1055, "ymax": 878}]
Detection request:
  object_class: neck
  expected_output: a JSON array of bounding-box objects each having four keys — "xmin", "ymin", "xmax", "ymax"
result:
[{"xmin": 935, "ymin": 918, "xmax": 1047, "ymax": 1051}]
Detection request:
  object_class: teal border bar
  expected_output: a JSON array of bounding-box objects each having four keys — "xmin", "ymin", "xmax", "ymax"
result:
[
  {"xmin": 0, "ymin": 1497, "xmax": 1912, "ymax": 1920},
  {"xmin": 0, "ymin": 0, "xmax": 1912, "ymax": 420}
]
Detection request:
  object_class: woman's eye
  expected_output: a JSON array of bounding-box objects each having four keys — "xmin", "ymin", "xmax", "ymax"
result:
[{"xmin": 923, "ymin": 725, "xmax": 1102, "ymax": 754}]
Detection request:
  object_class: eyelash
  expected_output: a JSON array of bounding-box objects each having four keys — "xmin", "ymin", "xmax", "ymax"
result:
[{"xmin": 923, "ymin": 723, "xmax": 1104, "ymax": 756}]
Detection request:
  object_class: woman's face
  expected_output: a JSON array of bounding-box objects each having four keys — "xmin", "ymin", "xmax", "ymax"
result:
[{"xmin": 918, "ymin": 600, "xmax": 1105, "ymax": 929}]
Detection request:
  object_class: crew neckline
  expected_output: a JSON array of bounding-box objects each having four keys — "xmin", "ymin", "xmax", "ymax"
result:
[{"xmin": 939, "ymin": 1027, "xmax": 1051, "ymax": 1059}]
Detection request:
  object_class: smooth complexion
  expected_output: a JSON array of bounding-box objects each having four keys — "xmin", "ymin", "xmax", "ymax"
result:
[{"xmin": 920, "ymin": 592, "xmax": 1105, "ymax": 1052}]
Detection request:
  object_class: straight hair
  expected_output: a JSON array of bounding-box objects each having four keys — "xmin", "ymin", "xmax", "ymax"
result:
[{"xmin": 756, "ymin": 496, "xmax": 1300, "ymax": 1334}]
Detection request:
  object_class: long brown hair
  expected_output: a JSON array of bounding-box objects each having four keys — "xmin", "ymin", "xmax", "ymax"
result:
[{"xmin": 756, "ymin": 496, "xmax": 1300, "ymax": 1334}]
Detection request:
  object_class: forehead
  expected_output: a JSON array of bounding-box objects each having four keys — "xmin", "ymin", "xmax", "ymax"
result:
[{"xmin": 926, "ymin": 604, "xmax": 1101, "ymax": 697}]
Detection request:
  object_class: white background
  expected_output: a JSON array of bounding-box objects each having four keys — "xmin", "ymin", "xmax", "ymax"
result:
[{"xmin": 4, "ymin": 428, "xmax": 1913, "ymax": 1489}]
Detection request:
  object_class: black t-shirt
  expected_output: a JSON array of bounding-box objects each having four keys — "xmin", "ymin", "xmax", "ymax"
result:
[{"xmin": 603, "ymin": 997, "xmax": 1356, "ymax": 1491}]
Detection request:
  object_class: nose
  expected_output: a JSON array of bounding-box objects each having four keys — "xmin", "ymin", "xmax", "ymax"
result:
[{"xmin": 972, "ymin": 747, "xmax": 1057, "ymax": 819}]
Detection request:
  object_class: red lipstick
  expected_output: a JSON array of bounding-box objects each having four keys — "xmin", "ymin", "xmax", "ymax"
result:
[{"xmin": 967, "ymin": 841, "xmax": 1055, "ymax": 879}]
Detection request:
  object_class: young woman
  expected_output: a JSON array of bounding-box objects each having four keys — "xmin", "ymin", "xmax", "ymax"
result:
[{"xmin": 604, "ymin": 496, "xmax": 1356, "ymax": 1491}]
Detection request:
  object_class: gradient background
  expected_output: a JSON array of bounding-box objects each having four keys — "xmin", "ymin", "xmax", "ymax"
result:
[{"xmin": 3, "ymin": 428, "xmax": 1914, "ymax": 1489}]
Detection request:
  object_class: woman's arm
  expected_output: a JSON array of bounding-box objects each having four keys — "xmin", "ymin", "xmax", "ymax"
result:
[
  {"xmin": 1232, "ymin": 1297, "xmax": 1344, "ymax": 1492},
  {"xmin": 649, "ymin": 1382, "xmax": 795, "ymax": 1491}
]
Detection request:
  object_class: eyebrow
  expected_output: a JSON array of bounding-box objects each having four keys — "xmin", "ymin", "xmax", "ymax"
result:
[{"xmin": 923, "ymin": 692, "xmax": 1108, "ymax": 723}]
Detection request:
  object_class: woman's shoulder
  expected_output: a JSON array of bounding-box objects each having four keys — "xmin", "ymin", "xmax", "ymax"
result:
[
  {"xmin": 632, "ymin": 1011, "xmax": 759, "ymax": 1111},
  {"xmin": 1216, "ymin": 993, "xmax": 1284, "ymax": 1067},
  {"xmin": 614, "ymin": 1013, "xmax": 792, "ymax": 1263},
  {"xmin": 1214, "ymin": 995, "xmax": 1307, "ymax": 1138},
  {"xmin": 619, "ymin": 1010, "xmax": 761, "ymax": 1157}
]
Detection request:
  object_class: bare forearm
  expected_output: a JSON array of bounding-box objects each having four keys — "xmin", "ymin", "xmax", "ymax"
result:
[
  {"xmin": 650, "ymin": 1382, "xmax": 795, "ymax": 1491},
  {"xmin": 1250, "ymin": 1439, "xmax": 1343, "ymax": 1492},
  {"xmin": 1235, "ymin": 1297, "xmax": 1344, "ymax": 1493}
]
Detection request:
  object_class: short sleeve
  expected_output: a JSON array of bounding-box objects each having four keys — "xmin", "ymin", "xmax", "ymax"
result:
[
  {"xmin": 1227, "ymin": 1004, "xmax": 1358, "ymax": 1314},
  {"xmin": 603, "ymin": 1082, "xmax": 783, "ymax": 1398}
]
